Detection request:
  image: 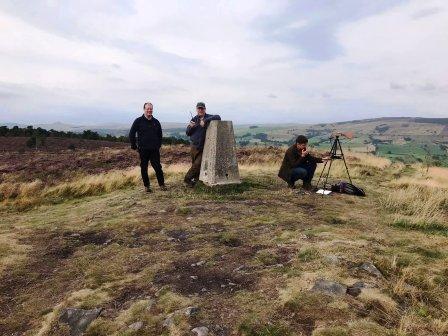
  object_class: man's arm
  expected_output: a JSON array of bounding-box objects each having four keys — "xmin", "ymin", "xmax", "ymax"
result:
[
  {"xmin": 129, "ymin": 119, "xmax": 138, "ymax": 150},
  {"xmin": 204, "ymin": 114, "xmax": 221, "ymax": 123},
  {"xmin": 157, "ymin": 120, "xmax": 162, "ymax": 145},
  {"xmin": 289, "ymin": 148, "xmax": 307, "ymax": 167},
  {"xmin": 186, "ymin": 118, "xmax": 198, "ymax": 136},
  {"xmin": 310, "ymin": 154, "xmax": 323, "ymax": 163}
]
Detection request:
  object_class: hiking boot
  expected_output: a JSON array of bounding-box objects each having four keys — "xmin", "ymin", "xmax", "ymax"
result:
[
  {"xmin": 303, "ymin": 182, "xmax": 313, "ymax": 191},
  {"xmin": 145, "ymin": 186, "xmax": 153, "ymax": 193},
  {"xmin": 185, "ymin": 181, "xmax": 195, "ymax": 188},
  {"xmin": 160, "ymin": 185, "xmax": 167, "ymax": 191}
]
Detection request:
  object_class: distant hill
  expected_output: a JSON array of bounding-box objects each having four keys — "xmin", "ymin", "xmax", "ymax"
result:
[
  {"xmin": 224, "ymin": 117, "xmax": 447, "ymax": 166},
  {"xmin": 2, "ymin": 117, "xmax": 447, "ymax": 166}
]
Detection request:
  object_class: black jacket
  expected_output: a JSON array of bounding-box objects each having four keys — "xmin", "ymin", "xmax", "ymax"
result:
[
  {"xmin": 186, "ymin": 114, "xmax": 221, "ymax": 150},
  {"xmin": 129, "ymin": 115, "xmax": 162, "ymax": 150}
]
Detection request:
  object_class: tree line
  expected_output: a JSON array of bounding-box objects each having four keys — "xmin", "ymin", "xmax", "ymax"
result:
[{"xmin": 0, "ymin": 125, "xmax": 189, "ymax": 147}]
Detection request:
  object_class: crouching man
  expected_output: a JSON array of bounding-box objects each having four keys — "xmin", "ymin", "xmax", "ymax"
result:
[
  {"xmin": 184, "ymin": 102, "xmax": 221, "ymax": 187},
  {"xmin": 278, "ymin": 135, "xmax": 330, "ymax": 190}
]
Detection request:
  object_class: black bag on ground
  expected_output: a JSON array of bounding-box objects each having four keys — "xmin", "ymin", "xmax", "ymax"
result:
[{"xmin": 331, "ymin": 181, "xmax": 366, "ymax": 196}]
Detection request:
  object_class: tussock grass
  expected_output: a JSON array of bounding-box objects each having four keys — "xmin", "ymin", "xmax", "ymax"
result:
[
  {"xmin": 393, "ymin": 165, "xmax": 448, "ymax": 189},
  {"xmin": 346, "ymin": 152, "xmax": 392, "ymax": 170},
  {"xmin": 0, "ymin": 168, "xmax": 140, "ymax": 209},
  {"xmin": 382, "ymin": 164, "xmax": 448, "ymax": 233},
  {"xmin": 0, "ymin": 164, "xmax": 190, "ymax": 209},
  {"xmin": 381, "ymin": 185, "xmax": 448, "ymax": 231}
]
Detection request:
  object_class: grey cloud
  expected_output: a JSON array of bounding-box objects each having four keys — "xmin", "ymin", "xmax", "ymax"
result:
[
  {"xmin": 412, "ymin": 7, "xmax": 443, "ymax": 19},
  {"xmin": 257, "ymin": 0, "xmax": 406, "ymax": 61},
  {"xmin": 389, "ymin": 82, "xmax": 447, "ymax": 94},
  {"xmin": 419, "ymin": 83, "xmax": 437, "ymax": 91},
  {"xmin": 111, "ymin": 39, "xmax": 203, "ymax": 72},
  {"xmin": 0, "ymin": 0, "xmax": 135, "ymax": 42},
  {"xmin": 390, "ymin": 82, "xmax": 407, "ymax": 90}
]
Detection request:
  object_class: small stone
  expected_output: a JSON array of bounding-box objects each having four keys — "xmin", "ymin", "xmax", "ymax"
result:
[
  {"xmin": 195, "ymin": 260, "xmax": 205, "ymax": 266},
  {"xmin": 192, "ymin": 326, "xmax": 209, "ymax": 336},
  {"xmin": 128, "ymin": 321, "xmax": 143, "ymax": 331},
  {"xmin": 190, "ymin": 275, "xmax": 198, "ymax": 280},
  {"xmin": 311, "ymin": 279, "xmax": 347, "ymax": 296},
  {"xmin": 201, "ymin": 287, "xmax": 207, "ymax": 292},
  {"xmin": 184, "ymin": 306, "xmax": 199, "ymax": 317},
  {"xmin": 358, "ymin": 262, "xmax": 383, "ymax": 278},
  {"xmin": 145, "ymin": 299, "xmax": 156, "ymax": 311},
  {"xmin": 59, "ymin": 308, "xmax": 102, "ymax": 336},
  {"xmin": 324, "ymin": 254, "xmax": 340, "ymax": 265},
  {"xmin": 167, "ymin": 237, "xmax": 175, "ymax": 242},
  {"xmin": 162, "ymin": 314, "xmax": 174, "ymax": 328},
  {"xmin": 346, "ymin": 285, "xmax": 362, "ymax": 297}
]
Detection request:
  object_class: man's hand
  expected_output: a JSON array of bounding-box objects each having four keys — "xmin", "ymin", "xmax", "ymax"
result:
[
  {"xmin": 322, "ymin": 156, "xmax": 331, "ymax": 162},
  {"xmin": 188, "ymin": 121, "xmax": 196, "ymax": 128},
  {"xmin": 301, "ymin": 149, "xmax": 309, "ymax": 157},
  {"xmin": 200, "ymin": 118, "xmax": 205, "ymax": 127}
]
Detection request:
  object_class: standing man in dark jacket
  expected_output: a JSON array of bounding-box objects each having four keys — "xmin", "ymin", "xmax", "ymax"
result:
[
  {"xmin": 278, "ymin": 135, "xmax": 330, "ymax": 190},
  {"xmin": 129, "ymin": 102, "xmax": 166, "ymax": 192},
  {"xmin": 184, "ymin": 102, "xmax": 221, "ymax": 187}
]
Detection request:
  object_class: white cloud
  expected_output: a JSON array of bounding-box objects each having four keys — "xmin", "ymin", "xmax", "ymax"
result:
[{"xmin": 0, "ymin": 0, "xmax": 447, "ymax": 124}]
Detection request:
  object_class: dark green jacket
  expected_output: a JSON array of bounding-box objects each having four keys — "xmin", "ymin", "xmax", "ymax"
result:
[{"xmin": 278, "ymin": 145, "xmax": 323, "ymax": 183}]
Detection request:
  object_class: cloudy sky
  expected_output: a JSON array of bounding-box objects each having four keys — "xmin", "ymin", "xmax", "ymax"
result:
[{"xmin": 0, "ymin": 0, "xmax": 447, "ymax": 125}]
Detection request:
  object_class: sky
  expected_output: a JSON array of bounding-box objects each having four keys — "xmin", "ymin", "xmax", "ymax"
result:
[{"xmin": 0, "ymin": 0, "xmax": 447, "ymax": 125}]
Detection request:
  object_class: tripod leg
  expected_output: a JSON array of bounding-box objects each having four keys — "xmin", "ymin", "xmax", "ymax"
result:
[
  {"xmin": 337, "ymin": 138, "xmax": 353, "ymax": 184},
  {"xmin": 322, "ymin": 139, "xmax": 338, "ymax": 190},
  {"xmin": 323, "ymin": 158, "xmax": 334, "ymax": 190},
  {"xmin": 316, "ymin": 160, "xmax": 329, "ymax": 189}
]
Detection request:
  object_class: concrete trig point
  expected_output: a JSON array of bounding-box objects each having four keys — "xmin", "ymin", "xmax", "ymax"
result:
[{"xmin": 199, "ymin": 120, "xmax": 241, "ymax": 186}]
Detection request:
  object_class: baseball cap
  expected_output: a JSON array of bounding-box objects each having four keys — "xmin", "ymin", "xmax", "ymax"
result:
[{"xmin": 196, "ymin": 102, "xmax": 206, "ymax": 108}]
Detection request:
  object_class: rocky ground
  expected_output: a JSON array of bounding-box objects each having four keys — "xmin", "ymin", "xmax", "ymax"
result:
[{"xmin": 0, "ymin": 146, "xmax": 447, "ymax": 336}]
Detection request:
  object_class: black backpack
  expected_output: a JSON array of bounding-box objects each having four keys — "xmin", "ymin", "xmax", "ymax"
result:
[{"xmin": 331, "ymin": 181, "xmax": 366, "ymax": 197}]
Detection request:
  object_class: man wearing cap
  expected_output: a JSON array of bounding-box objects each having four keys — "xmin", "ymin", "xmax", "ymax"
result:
[
  {"xmin": 184, "ymin": 102, "xmax": 221, "ymax": 187},
  {"xmin": 129, "ymin": 102, "xmax": 166, "ymax": 192}
]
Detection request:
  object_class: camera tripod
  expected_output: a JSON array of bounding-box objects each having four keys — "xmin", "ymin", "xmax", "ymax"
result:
[{"xmin": 315, "ymin": 135, "xmax": 352, "ymax": 191}]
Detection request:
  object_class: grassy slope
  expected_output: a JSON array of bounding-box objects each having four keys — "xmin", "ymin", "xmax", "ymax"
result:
[{"xmin": 0, "ymin": 159, "xmax": 447, "ymax": 336}]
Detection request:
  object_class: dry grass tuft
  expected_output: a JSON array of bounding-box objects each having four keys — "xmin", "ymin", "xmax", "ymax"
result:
[{"xmin": 381, "ymin": 184, "xmax": 448, "ymax": 230}]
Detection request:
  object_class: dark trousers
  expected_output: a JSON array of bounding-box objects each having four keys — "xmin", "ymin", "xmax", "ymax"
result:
[
  {"xmin": 290, "ymin": 162, "xmax": 317, "ymax": 185},
  {"xmin": 184, "ymin": 146, "xmax": 203, "ymax": 183},
  {"xmin": 139, "ymin": 148, "xmax": 164, "ymax": 187}
]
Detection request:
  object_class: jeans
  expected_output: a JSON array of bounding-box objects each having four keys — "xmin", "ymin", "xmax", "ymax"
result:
[
  {"xmin": 290, "ymin": 162, "xmax": 317, "ymax": 185},
  {"xmin": 139, "ymin": 148, "xmax": 165, "ymax": 187}
]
